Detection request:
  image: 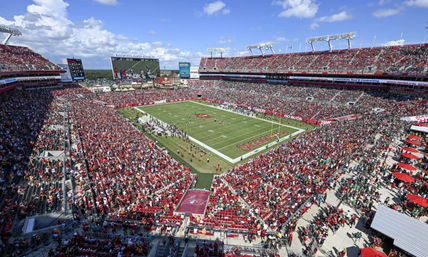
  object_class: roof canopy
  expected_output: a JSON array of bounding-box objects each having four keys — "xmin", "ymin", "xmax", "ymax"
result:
[
  {"xmin": 410, "ymin": 125, "xmax": 428, "ymax": 134},
  {"xmin": 371, "ymin": 205, "xmax": 428, "ymax": 257}
]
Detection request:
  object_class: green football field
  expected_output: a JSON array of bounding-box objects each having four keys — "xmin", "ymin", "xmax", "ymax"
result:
[{"xmin": 137, "ymin": 101, "xmax": 305, "ymax": 163}]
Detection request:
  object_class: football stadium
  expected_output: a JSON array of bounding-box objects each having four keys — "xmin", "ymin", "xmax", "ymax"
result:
[{"xmin": 0, "ymin": 1, "xmax": 428, "ymax": 256}]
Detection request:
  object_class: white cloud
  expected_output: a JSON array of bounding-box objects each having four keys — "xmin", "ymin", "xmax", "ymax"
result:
[
  {"xmin": 275, "ymin": 0, "xmax": 319, "ymax": 18},
  {"xmin": 373, "ymin": 8, "xmax": 401, "ymax": 17},
  {"xmin": 383, "ymin": 39, "xmax": 405, "ymax": 46},
  {"xmin": 405, "ymin": 0, "xmax": 428, "ymax": 7},
  {"xmin": 258, "ymin": 41, "xmax": 274, "ymax": 45},
  {"xmin": 316, "ymin": 11, "xmax": 351, "ymax": 22},
  {"xmin": 275, "ymin": 37, "xmax": 288, "ymax": 42},
  {"xmin": 0, "ymin": 17, "xmax": 14, "ymax": 25},
  {"xmin": 27, "ymin": 0, "xmax": 70, "ymax": 19},
  {"xmin": 203, "ymin": 1, "xmax": 230, "ymax": 16},
  {"xmin": 93, "ymin": 0, "xmax": 118, "ymax": 5},
  {"xmin": 310, "ymin": 22, "xmax": 319, "ymax": 30},
  {"xmin": 274, "ymin": 37, "xmax": 298, "ymax": 42},
  {"xmin": 0, "ymin": 0, "xmax": 193, "ymax": 68},
  {"xmin": 310, "ymin": 11, "xmax": 350, "ymax": 30}
]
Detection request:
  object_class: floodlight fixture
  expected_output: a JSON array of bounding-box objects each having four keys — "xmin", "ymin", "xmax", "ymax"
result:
[
  {"xmin": 246, "ymin": 42, "xmax": 275, "ymax": 55},
  {"xmin": 0, "ymin": 25, "xmax": 22, "ymax": 45},
  {"xmin": 307, "ymin": 32, "xmax": 356, "ymax": 51},
  {"xmin": 207, "ymin": 48, "xmax": 225, "ymax": 58}
]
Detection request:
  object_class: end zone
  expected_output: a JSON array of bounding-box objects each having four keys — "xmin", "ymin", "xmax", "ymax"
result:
[{"xmin": 175, "ymin": 189, "xmax": 210, "ymax": 216}]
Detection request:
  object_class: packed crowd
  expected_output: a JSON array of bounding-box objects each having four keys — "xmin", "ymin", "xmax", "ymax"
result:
[
  {"xmin": 0, "ymin": 44, "xmax": 60, "ymax": 73},
  {"xmin": 226, "ymin": 114, "xmax": 424, "ymax": 231},
  {"xmin": 195, "ymin": 81, "xmax": 427, "ymax": 121},
  {"xmin": 190, "ymin": 178, "xmax": 259, "ymax": 232},
  {"xmin": 0, "ymin": 85, "xmax": 91, "ymax": 247},
  {"xmin": 81, "ymin": 80, "xmax": 428, "ymax": 126},
  {"xmin": 334, "ymin": 116, "xmax": 411, "ymax": 214},
  {"xmin": 0, "ymin": 77, "xmax": 427, "ymax": 256},
  {"xmin": 93, "ymin": 88, "xmax": 195, "ymax": 108},
  {"xmin": 194, "ymin": 240, "xmax": 223, "ymax": 257},
  {"xmin": 49, "ymin": 232, "xmax": 150, "ymax": 257},
  {"xmin": 200, "ymin": 43, "xmax": 428, "ymax": 75},
  {"xmin": 286, "ymin": 121, "xmax": 427, "ymax": 256},
  {"xmin": 70, "ymin": 99, "xmax": 194, "ymax": 224}
]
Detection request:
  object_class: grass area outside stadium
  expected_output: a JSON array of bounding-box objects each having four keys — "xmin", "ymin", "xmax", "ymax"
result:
[{"xmin": 118, "ymin": 100, "xmax": 313, "ymax": 188}]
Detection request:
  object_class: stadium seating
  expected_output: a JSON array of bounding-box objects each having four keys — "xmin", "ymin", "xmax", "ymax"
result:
[
  {"xmin": 199, "ymin": 44, "xmax": 428, "ymax": 75},
  {"xmin": 94, "ymin": 88, "xmax": 195, "ymax": 108},
  {"xmin": 48, "ymin": 232, "xmax": 150, "ymax": 257},
  {"xmin": 188, "ymin": 81, "xmax": 360, "ymax": 121},
  {"xmin": 0, "ymin": 44, "xmax": 61, "ymax": 73},
  {"xmin": 70, "ymin": 99, "xmax": 194, "ymax": 222},
  {"xmin": 194, "ymin": 240, "xmax": 223, "ymax": 257},
  {"xmin": 0, "ymin": 86, "xmax": 91, "ymax": 244},
  {"xmin": 1, "ymin": 41, "xmax": 427, "ymax": 256},
  {"xmin": 190, "ymin": 178, "xmax": 259, "ymax": 231}
]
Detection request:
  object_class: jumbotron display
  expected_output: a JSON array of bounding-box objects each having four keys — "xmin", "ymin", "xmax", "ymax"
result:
[
  {"xmin": 179, "ymin": 62, "xmax": 191, "ymax": 79},
  {"xmin": 63, "ymin": 58, "xmax": 85, "ymax": 81},
  {"xmin": 111, "ymin": 56, "xmax": 160, "ymax": 80}
]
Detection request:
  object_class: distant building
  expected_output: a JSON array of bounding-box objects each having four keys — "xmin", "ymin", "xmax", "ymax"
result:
[{"xmin": 190, "ymin": 66, "xmax": 199, "ymax": 79}]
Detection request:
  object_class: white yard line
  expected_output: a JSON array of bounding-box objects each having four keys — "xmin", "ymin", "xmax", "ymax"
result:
[
  {"xmin": 202, "ymin": 123, "xmax": 268, "ymax": 147},
  {"xmin": 236, "ymin": 130, "xmax": 303, "ymax": 162},
  {"xmin": 216, "ymin": 128, "xmax": 277, "ymax": 151},
  {"xmin": 189, "ymin": 100, "xmax": 304, "ymax": 131},
  {"xmin": 135, "ymin": 103, "xmax": 306, "ymax": 164},
  {"xmin": 187, "ymin": 136, "xmax": 237, "ymax": 163}
]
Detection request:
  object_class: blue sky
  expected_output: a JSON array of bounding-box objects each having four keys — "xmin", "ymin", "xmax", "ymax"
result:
[{"xmin": 0, "ymin": 0, "xmax": 427, "ymax": 69}]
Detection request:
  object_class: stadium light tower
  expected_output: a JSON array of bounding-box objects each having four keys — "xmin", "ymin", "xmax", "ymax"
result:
[
  {"xmin": 246, "ymin": 42, "xmax": 275, "ymax": 55},
  {"xmin": 207, "ymin": 48, "xmax": 225, "ymax": 58},
  {"xmin": 0, "ymin": 25, "xmax": 22, "ymax": 45},
  {"xmin": 307, "ymin": 32, "xmax": 356, "ymax": 51}
]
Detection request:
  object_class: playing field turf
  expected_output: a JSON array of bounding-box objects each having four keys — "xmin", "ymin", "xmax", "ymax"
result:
[{"xmin": 138, "ymin": 101, "xmax": 304, "ymax": 162}]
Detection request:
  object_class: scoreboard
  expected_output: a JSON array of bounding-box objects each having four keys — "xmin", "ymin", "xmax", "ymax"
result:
[
  {"xmin": 179, "ymin": 62, "xmax": 191, "ymax": 79},
  {"xmin": 111, "ymin": 56, "xmax": 160, "ymax": 80},
  {"xmin": 63, "ymin": 58, "xmax": 85, "ymax": 81}
]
